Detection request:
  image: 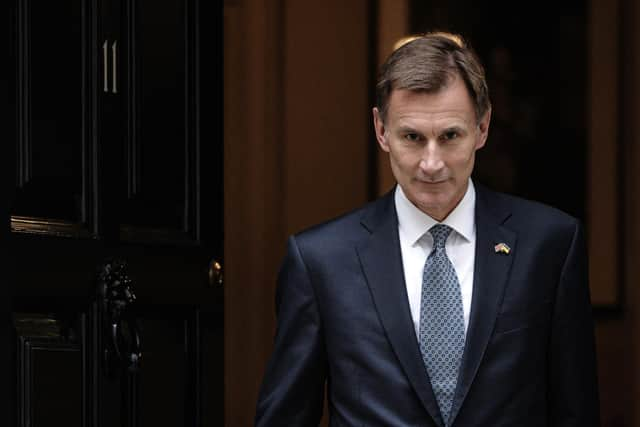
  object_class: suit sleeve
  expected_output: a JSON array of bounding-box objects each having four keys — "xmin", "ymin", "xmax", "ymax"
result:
[
  {"xmin": 255, "ymin": 236, "xmax": 327, "ymax": 426},
  {"xmin": 548, "ymin": 221, "xmax": 600, "ymax": 426}
]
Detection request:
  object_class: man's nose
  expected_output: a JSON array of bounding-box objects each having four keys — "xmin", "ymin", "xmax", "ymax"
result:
[{"xmin": 418, "ymin": 143, "xmax": 444, "ymax": 175}]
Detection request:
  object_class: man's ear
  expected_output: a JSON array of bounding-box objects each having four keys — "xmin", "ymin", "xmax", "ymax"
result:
[
  {"xmin": 373, "ymin": 107, "xmax": 390, "ymax": 152},
  {"xmin": 475, "ymin": 107, "xmax": 491, "ymax": 150}
]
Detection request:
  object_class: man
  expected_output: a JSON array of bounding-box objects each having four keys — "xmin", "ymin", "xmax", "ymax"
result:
[{"xmin": 256, "ymin": 32, "xmax": 599, "ymax": 426}]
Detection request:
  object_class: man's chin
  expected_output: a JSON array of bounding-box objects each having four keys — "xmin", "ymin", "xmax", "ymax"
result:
[
  {"xmin": 413, "ymin": 185, "xmax": 449, "ymax": 200},
  {"xmin": 413, "ymin": 197, "xmax": 451, "ymax": 219}
]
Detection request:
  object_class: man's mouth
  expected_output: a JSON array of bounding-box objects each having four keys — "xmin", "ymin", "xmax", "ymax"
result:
[{"xmin": 416, "ymin": 178, "xmax": 447, "ymax": 184}]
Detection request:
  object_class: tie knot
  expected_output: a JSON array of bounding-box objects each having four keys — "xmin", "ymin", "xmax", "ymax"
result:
[{"xmin": 429, "ymin": 224, "xmax": 452, "ymax": 249}]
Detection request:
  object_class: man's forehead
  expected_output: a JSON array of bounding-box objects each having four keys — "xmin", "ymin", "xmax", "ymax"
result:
[{"xmin": 387, "ymin": 83, "xmax": 477, "ymax": 123}]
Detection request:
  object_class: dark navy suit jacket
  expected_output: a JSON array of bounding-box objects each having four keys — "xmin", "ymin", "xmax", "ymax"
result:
[{"xmin": 256, "ymin": 185, "xmax": 600, "ymax": 426}]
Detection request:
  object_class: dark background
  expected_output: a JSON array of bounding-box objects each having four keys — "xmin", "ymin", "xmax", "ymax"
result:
[{"xmin": 412, "ymin": 0, "xmax": 587, "ymax": 221}]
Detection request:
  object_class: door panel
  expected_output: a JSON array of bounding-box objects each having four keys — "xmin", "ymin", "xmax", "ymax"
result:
[
  {"xmin": 137, "ymin": 316, "xmax": 187, "ymax": 427},
  {"xmin": 10, "ymin": 0, "xmax": 223, "ymax": 425},
  {"xmin": 16, "ymin": 313, "xmax": 86, "ymax": 427},
  {"xmin": 92, "ymin": 304, "xmax": 207, "ymax": 427},
  {"xmin": 14, "ymin": 0, "xmax": 91, "ymax": 227},
  {"xmin": 121, "ymin": 0, "xmax": 196, "ymax": 237},
  {"xmin": 28, "ymin": 345, "xmax": 83, "ymax": 427}
]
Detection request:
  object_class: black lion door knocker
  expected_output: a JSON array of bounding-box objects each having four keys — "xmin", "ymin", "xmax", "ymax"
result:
[{"xmin": 97, "ymin": 259, "xmax": 142, "ymax": 378}]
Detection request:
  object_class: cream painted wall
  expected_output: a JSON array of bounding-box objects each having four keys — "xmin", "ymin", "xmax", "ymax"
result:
[
  {"xmin": 224, "ymin": 1, "xmax": 370, "ymax": 425},
  {"xmin": 224, "ymin": 0, "xmax": 284, "ymax": 424},
  {"xmin": 283, "ymin": 1, "xmax": 370, "ymax": 237}
]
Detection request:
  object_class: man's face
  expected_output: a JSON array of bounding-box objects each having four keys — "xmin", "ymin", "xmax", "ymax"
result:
[{"xmin": 373, "ymin": 76, "xmax": 490, "ymax": 221}]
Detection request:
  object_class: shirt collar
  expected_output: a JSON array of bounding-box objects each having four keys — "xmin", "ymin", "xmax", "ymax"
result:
[{"xmin": 394, "ymin": 179, "xmax": 476, "ymax": 246}]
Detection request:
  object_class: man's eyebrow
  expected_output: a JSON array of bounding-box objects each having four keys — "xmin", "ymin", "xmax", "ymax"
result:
[
  {"xmin": 396, "ymin": 125, "xmax": 422, "ymax": 133},
  {"xmin": 439, "ymin": 125, "xmax": 466, "ymax": 133}
]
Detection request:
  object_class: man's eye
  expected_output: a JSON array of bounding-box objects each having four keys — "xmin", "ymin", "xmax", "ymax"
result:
[
  {"xmin": 404, "ymin": 133, "xmax": 420, "ymax": 142},
  {"xmin": 441, "ymin": 131, "xmax": 459, "ymax": 141}
]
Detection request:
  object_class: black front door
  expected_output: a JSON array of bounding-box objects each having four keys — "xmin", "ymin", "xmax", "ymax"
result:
[{"xmin": 10, "ymin": 0, "xmax": 223, "ymax": 425}]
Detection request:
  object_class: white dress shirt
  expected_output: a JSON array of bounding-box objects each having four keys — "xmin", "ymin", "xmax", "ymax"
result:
[{"xmin": 395, "ymin": 179, "xmax": 476, "ymax": 336}]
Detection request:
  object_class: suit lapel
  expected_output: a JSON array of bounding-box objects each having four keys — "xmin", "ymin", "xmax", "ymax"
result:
[
  {"xmin": 356, "ymin": 192, "xmax": 444, "ymax": 427},
  {"xmin": 449, "ymin": 186, "xmax": 517, "ymax": 425}
]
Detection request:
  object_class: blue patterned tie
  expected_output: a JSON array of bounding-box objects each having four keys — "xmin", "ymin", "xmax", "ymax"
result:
[{"xmin": 419, "ymin": 224, "xmax": 465, "ymax": 427}]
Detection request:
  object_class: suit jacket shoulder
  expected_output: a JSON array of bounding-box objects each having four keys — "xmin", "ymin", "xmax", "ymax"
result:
[
  {"xmin": 292, "ymin": 191, "xmax": 395, "ymax": 257},
  {"xmin": 476, "ymin": 184, "xmax": 582, "ymax": 243}
]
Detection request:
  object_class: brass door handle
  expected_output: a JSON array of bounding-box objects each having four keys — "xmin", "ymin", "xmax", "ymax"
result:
[{"xmin": 208, "ymin": 259, "xmax": 223, "ymax": 287}]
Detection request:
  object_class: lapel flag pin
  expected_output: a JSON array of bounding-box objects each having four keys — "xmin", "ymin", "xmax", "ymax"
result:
[{"xmin": 494, "ymin": 242, "xmax": 511, "ymax": 255}]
